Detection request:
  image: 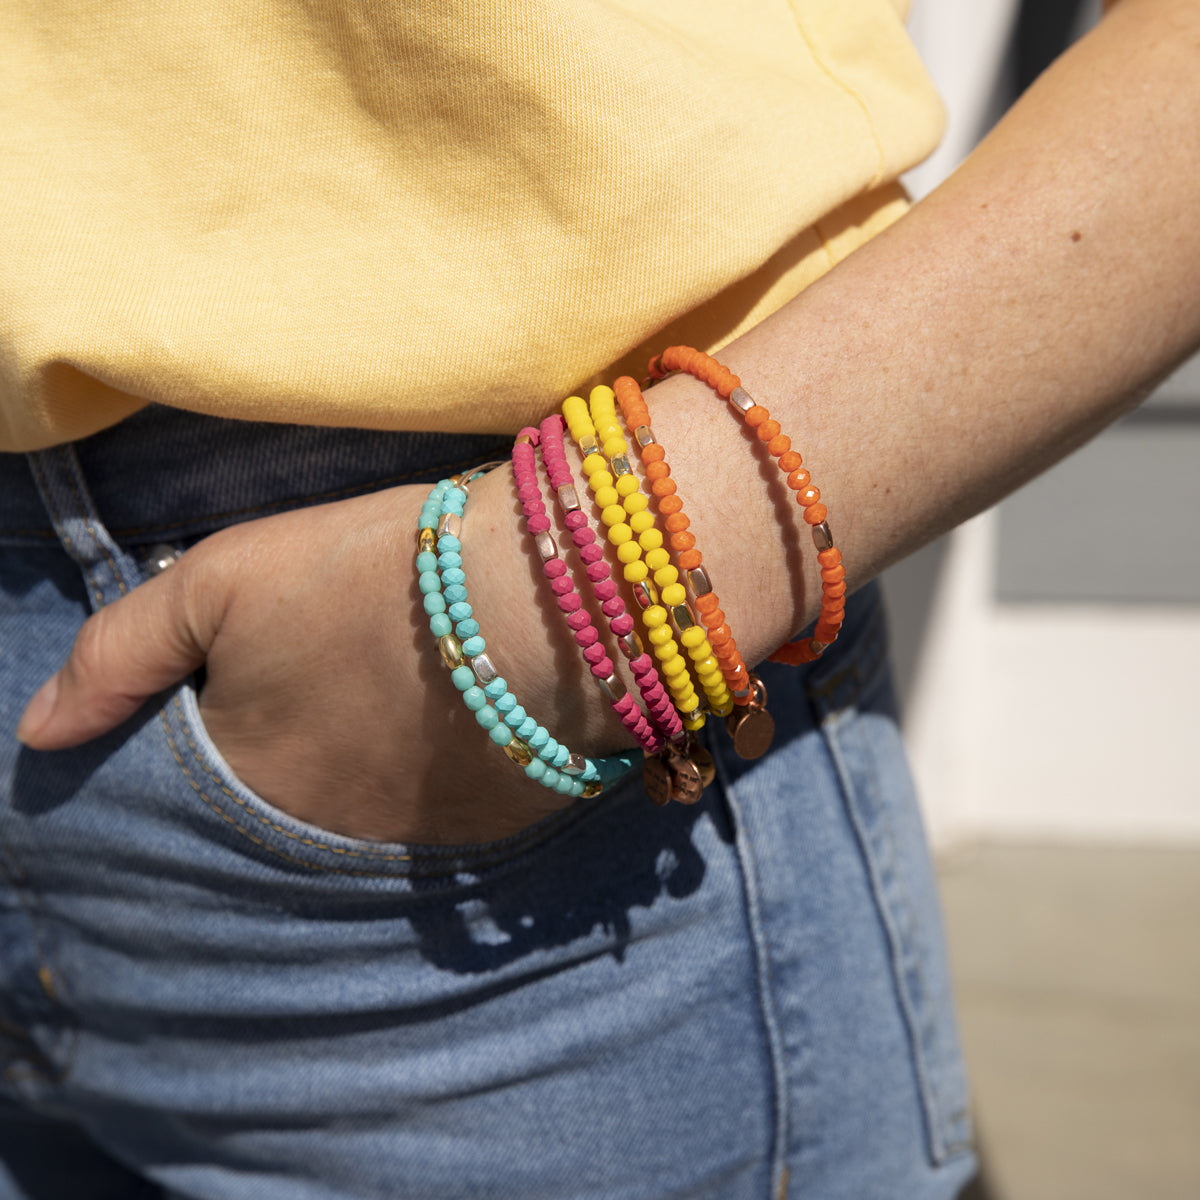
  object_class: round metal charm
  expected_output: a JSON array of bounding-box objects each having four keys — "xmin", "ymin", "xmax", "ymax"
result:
[
  {"xmin": 725, "ymin": 706, "xmax": 776, "ymax": 760},
  {"xmin": 665, "ymin": 749, "xmax": 704, "ymax": 805},
  {"xmin": 724, "ymin": 674, "xmax": 775, "ymax": 760},
  {"xmin": 687, "ymin": 740, "xmax": 716, "ymax": 789},
  {"xmin": 642, "ymin": 755, "xmax": 673, "ymax": 807}
]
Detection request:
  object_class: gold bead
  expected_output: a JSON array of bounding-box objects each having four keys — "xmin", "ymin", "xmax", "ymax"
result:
[
  {"xmin": 582, "ymin": 780, "xmax": 604, "ymax": 799},
  {"xmin": 503, "ymin": 738, "xmax": 533, "ymax": 767},
  {"xmin": 418, "ymin": 528, "xmax": 436, "ymax": 554},
  {"xmin": 618, "ymin": 630, "xmax": 644, "ymax": 660},
  {"xmin": 631, "ymin": 581, "xmax": 658, "ymax": 610},
  {"xmin": 438, "ymin": 635, "xmax": 464, "ymax": 670},
  {"xmin": 669, "ymin": 604, "xmax": 695, "ymax": 633}
]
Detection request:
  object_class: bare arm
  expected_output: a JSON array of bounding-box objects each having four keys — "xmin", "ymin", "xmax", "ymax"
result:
[{"xmin": 18, "ymin": 0, "xmax": 1200, "ymax": 841}]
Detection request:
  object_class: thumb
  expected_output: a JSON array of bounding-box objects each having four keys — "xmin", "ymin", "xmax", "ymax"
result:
[{"xmin": 16, "ymin": 557, "xmax": 220, "ymax": 750}]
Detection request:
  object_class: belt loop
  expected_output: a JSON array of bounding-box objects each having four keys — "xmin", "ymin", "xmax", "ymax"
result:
[{"xmin": 24, "ymin": 444, "xmax": 142, "ymax": 611}]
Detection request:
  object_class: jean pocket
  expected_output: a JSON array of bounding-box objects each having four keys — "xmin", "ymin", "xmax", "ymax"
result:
[
  {"xmin": 153, "ymin": 680, "xmax": 600, "ymax": 882},
  {"xmin": 806, "ymin": 617, "xmax": 973, "ymax": 1166}
]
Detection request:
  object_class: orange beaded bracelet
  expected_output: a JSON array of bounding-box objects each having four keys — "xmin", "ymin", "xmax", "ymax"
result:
[
  {"xmin": 646, "ymin": 346, "xmax": 847, "ymax": 666},
  {"xmin": 613, "ymin": 376, "xmax": 753, "ymax": 704}
]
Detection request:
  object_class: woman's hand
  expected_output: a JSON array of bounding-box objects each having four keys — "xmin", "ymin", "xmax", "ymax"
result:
[{"xmin": 16, "ymin": 480, "xmax": 582, "ymax": 844}]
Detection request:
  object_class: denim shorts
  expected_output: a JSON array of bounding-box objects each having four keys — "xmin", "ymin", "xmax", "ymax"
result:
[{"xmin": 0, "ymin": 407, "xmax": 974, "ymax": 1199}]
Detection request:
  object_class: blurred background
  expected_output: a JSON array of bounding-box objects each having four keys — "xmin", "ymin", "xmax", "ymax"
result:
[{"xmin": 888, "ymin": 1, "xmax": 1200, "ymax": 1195}]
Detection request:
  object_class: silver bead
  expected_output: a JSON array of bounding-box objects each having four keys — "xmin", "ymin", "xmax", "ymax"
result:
[
  {"xmin": 144, "ymin": 543, "xmax": 181, "ymax": 577},
  {"xmin": 811, "ymin": 521, "xmax": 834, "ymax": 552},
  {"xmin": 580, "ymin": 435, "xmax": 599, "ymax": 457},
  {"xmin": 729, "ymin": 386, "xmax": 756, "ymax": 413},
  {"xmin": 610, "ymin": 454, "xmax": 633, "ymax": 477},
  {"xmin": 470, "ymin": 652, "xmax": 498, "ymax": 684},
  {"xmin": 436, "ymin": 512, "xmax": 462, "ymax": 539},
  {"xmin": 618, "ymin": 630, "xmax": 644, "ymax": 660},
  {"xmin": 562, "ymin": 752, "xmax": 587, "ymax": 777},
  {"xmin": 634, "ymin": 425, "xmax": 656, "ymax": 448},
  {"xmin": 534, "ymin": 530, "xmax": 558, "ymax": 562},
  {"xmin": 594, "ymin": 673, "xmax": 628, "ymax": 705},
  {"xmin": 808, "ymin": 640, "xmax": 829, "ymax": 656},
  {"xmin": 686, "ymin": 566, "xmax": 712, "ymax": 598},
  {"xmin": 557, "ymin": 483, "xmax": 581, "ymax": 513}
]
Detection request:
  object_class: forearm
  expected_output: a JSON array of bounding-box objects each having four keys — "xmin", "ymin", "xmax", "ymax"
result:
[
  {"xmin": 22, "ymin": 0, "xmax": 1200, "ymax": 842},
  {"xmin": 469, "ymin": 0, "xmax": 1200, "ymax": 751}
]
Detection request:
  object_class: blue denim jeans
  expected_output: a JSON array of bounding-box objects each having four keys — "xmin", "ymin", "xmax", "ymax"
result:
[{"xmin": 0, "ymin": 407, "xmax": 974, "ymax": 1199}]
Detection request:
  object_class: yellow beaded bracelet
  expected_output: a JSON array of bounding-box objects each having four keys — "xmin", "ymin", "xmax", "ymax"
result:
[
  {"xmin": 562, "ymin": 388, "xmax": 704, "ymax": 730},
  {"xmin": 588, "ymin": 385, "xmax": 733, "ymax": 720}
]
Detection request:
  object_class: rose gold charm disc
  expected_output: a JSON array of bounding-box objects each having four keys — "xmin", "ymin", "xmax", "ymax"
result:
[
  {"xmin": 642, "ymin": 755, "xmax": 673, "ymax": 807},
  {"xmin": 665, "ymin": 750, "xmax": 704, "ymax": 805},
  {"xmin": 687, "ymin": 741, "xmax": 716, "ymax": 788}
]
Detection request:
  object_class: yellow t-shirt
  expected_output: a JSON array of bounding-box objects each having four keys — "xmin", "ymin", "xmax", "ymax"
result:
[{"xmin": 0, "ymin": 0, "xmax": 942, "ymax": 451}]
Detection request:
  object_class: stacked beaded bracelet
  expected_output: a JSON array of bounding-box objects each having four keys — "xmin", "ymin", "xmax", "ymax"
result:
[
  {"xmin": 613, "ymin": 375, "xmax": 753, "ymax": 707},
  {"xmin": 512, "ymin": 424, "xmax": 665, "ymax": 755},
  {"xmin": 562, "ymin": 389, "xmax": 705, "ymax": 731},
  {"xmin": 587, "ymin": 386, "xmax": 734, "ymax": 720},
  {"xmin": 417, "ymin": 469, "xmax": 636, "ymax": 797},
  {"xmin": 537, "ymin": 415, "xmax": 682, "ymax": 748},
  {"xmin": 647, "ymin": 347, "xmax": 847, "ymax": 664}
]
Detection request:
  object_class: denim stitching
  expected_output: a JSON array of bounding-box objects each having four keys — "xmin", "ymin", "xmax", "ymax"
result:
[
  {"xmin": 108, "ymin": 444, "xmax": 511, "ymax": 539},
  {"xmin": 820, "ymin": 706, "xmax": 970, "ymax": 1162},
  {"xmin": 163, "ymin": 694, "xmax": 585, "ymax": 877},
  {"xmin": 708, "ymin": 740, "xmax": 791, "ymax": 1197},
  {"xmin": 726, "ymin": 797, "xmax": 792, "ymax": 1199},
  {"xmin": 0, "ymin": 837, "xmax": 80, "ymax": 1087},
  {"xmin": 56, "ymin": 447, "xmax": 128, "ymax": 600},
  {"xmin": 161, "ymin": 698, "xmax": 412, "ymax": 871},
  {"xmin": 26, "ymin": 453, "xmax": 105, "ymax": 610}
]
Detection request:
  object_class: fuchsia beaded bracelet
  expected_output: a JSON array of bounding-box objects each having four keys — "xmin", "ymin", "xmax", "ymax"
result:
[
  {"xmin": 512, "ymin": 424, "xmax": 666, "ymax": 755},
  {"xmin": 538, "ymin": 414, "xmax": 682, "ymax": 750}
]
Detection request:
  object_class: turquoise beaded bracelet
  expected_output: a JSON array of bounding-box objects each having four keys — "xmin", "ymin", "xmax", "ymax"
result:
[{"xmin": 417, "ymin": 467, "xmax": 637, "ymax": 799}]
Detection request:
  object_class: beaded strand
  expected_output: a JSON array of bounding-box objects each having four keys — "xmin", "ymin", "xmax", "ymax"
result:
[
  {"xmin": 647, "ymin": 347, "xmax": 847, "ymax": 663},
  {"xmin": 512, "ymin": 424, "xmax": 666, "ymax": 755},
  {"xmin": 562, "ymin": 388, "xmax": 704, "ymax": 730},
  {"xmin": 613, "ymin": 375, "xmax": 751, "ymax": 711},
  {"xmin": 417, "ymin": 471, "xmax": 636, "ymax": 797},
  {"xmin": 538, "ymin": 414, "xmax": 682, "ymax": 747},
  {"xmin": 588, "ymin": 385, "xmax": 733, "ymax": 720}
]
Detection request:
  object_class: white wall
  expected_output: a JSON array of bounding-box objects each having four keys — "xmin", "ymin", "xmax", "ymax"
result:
[{"xmin": 896, "ymin": 0, "xmax": 1200, "ymax": 849}]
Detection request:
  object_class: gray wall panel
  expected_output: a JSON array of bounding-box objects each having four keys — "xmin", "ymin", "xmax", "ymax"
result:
[{"xmin": 996, "ymin": 357, "xmax": 1200, "ymax": 603}]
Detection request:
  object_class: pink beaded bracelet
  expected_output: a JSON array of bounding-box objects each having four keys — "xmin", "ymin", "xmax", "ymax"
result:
[
  {"xmin": 538, "ymin": 415, "xmax": 681, "ymax": 750},
  {"xmin": 513, "ymin": 425, "xmax": 666, "ymax": 755}
]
